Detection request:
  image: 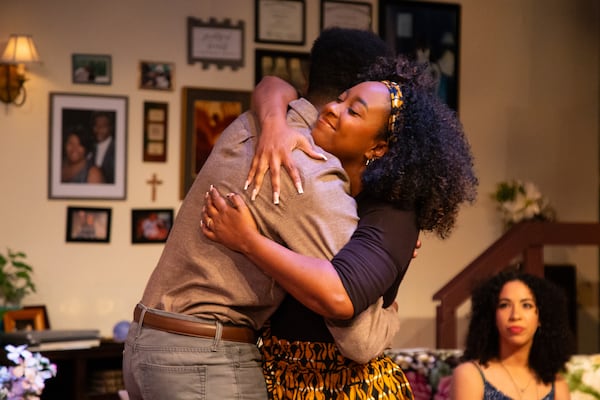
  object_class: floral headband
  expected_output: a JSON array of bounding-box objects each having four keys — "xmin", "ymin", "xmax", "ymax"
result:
[{"xmin": 380, "ymin": 80, "xmax": 403, "ymax": 140}]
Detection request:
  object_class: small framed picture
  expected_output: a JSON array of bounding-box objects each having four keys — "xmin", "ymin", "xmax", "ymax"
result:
[
  {"xmin": 72, "ymin": 54, "xmax": 112, "ymax": 85},
  {"xmin": 181, "ymin": 87, "xmax": 251, "ymax": 198},
  {"xmin": 66, "ymin": 206, "xmax": 112, "ymax": 243},
  {"xmin": 131, "ymin": 209, "xmax": 174, "ymax": 244},
  {"xmin": 3, "ymin": 307, "xmax": 49, "ymax": 332},
  {"xmin": 255, "ymin": 0, "xmax": 305, "ymax": 45},
  {"xmin": 255, "ymin": 49, "xmax": 310, "ymax": 97},
  {"xmin": 48, "ymin": 93, "xmax": 128, "ymax": 200},
  {"xmin": 143, "ymin": 102, "xmax": 168, "ymax": 162},
  {"xmin": 187, "ymin": 17, "xmax": 245, "ymax": 70},
  {"xmin": 321, "ymin": 0, "xmax": 372, "ymax": 31},
  {"xmin": 139, "ymin": 61, "xmax": 174, "ymax": 91}
]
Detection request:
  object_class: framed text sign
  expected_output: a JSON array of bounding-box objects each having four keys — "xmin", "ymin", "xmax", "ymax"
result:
[{"xmin": 187, "ymin": 17, "xmax": 245, "ymax": 70}]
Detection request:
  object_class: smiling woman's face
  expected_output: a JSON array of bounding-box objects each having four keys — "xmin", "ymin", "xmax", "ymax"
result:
[
  {"xmin": 495, "ymin": 280, "xmax": 540, "ymax": 349},
  {"xmin": 311, "ymin": 81, "xmax": 390, "ymax": 168}
]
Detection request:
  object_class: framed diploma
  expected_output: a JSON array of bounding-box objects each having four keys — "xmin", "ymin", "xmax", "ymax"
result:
[
  {"xmin": 321, "ymin": 0, "xmax": 372, "ymax": 31},
  {"xmin": 255, "ymin": 0, "xmax": 305, "ymax": 45}
]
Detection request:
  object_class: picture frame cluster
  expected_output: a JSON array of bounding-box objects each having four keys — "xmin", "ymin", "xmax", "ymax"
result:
[{"xmin": 53, "ymin": 0, "xmax": 459, "ymax": 245}]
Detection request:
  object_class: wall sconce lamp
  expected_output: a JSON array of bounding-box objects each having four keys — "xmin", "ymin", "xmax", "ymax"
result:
[{"xmin": 0, "ymin": 34, "xmax": 41, "ymax": 106}]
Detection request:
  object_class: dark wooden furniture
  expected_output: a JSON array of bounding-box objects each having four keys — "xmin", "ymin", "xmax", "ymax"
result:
[{"xmin": 40, "ymin": 340, "xmax": 124, "ymax": 400}]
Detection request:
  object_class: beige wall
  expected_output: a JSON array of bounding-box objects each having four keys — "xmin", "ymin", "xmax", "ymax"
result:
[{"xmin": 0, "ymin": 0, "xmax": 598, "ymax": 352}]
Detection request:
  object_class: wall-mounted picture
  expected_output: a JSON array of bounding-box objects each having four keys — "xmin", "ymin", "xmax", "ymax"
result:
[
  {"xmin": 143, "ymin": 102, "xmax": 168, "ymax": 162},
  {"xmin": 379, "ymin": 0, "xmax": 460, "ymax": 111},
  {"xmin": 181, "ymin": 87, "xmax": 251, "ymax": 198},
  {"xmin": 187, "ymin": 17, "xmax": 245, "ymax": 70},
  {"xmin": 66, "ymin": 206, "xmax": 112, "ymax": 243},
  {"xmin": 139, "ymin": 61, "xmax": 174, "ymax": 91},
  {"xmin": 72, "ymin": 54, "xmax": 112, "ymax": 85},
  {"xmin": 48, "ymin": 93, "xmax": 128, "ymax": 200},
  {"xmin": 255, "ymin": 0, "xmax": 306, "ymax": 45},
  {"xmin": 131, "ymin": 209, "xmax": 174, "ymax": 244},
  {"xmin": 321, "ymin": 0, "xmax": 372, "ymax": 31},
  {"xmin": 255, "ymin": 49, "xmax": 310, "ymax": 96},
  {"xmin": 3, "ymin": 307, "xmax": 49, "ymax": 332}
]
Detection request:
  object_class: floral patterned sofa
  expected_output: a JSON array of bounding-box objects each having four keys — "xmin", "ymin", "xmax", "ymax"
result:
[{"xmin": 384, "ymin": 349, "xmax": 600, "ymax": 400}]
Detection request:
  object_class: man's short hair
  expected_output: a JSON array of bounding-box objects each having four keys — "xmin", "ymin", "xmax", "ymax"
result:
[{"xmin": 306, "ymin": 28, "xmax": 393, "ymax": 104}]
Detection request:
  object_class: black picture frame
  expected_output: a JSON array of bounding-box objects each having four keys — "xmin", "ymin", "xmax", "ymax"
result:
[
  {"xmin": 71, "ymin": 54, "xmax": 112, "ymax": 85},
  {"xmin": 180, "ymin": 88, "xmax": 251, "ymax": 198},
  {"xmin": 187, "ymin": 17, "xmax": 245, "ymax": 70},
  {"xmin": 143, "ymin": 101, "xmax": 168, "ymax": 162},
  {"xmin": 255, "ymin": 0, "xmax": 306, "ymax": 45},
  {"xmin": 320, "ymin": 0, "xmax": 372, "ymax": 31},
  {"xmin": 255, "ymin": 49, "xmax": 310, "ymax": 96},
  {"xmin": 379, "ymin": 0, "xmax": 460, "ymax": 112},
  {"xmin": 48, "ymin": 93, "xmax": 128, "ymax": 199},
  {"xmin": 66, "ymin": 206, "xmax": 112, "ymax": 243},
  {"xmin": 131, "ymin": 208, "xmax": 174, "ymax": 244}
]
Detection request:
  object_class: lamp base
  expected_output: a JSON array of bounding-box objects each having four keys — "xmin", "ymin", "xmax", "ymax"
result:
[{"xmin": 0, "ymin": 64, "xmax": 25, "ymax": 104}]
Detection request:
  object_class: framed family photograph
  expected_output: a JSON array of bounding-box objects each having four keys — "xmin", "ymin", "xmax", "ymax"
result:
[
  {"xmin": 131, "ymin": 208, "xmax": 174, "ymax": 244},
  {"xmin": 187, "ymin": 17, "xmax": 245, "ymax": 70},
  {"xmin": 3, "ymin": 306, "xmax": 49, "ymax": 332},
  {"xmin": 139, "ymin": 61, "xmax": 174, "ymax": 91},
  {"xmin": 66, "ymin": 206, "xmax": 112, "ymax": 243},
  {"xmin": 143, "ymin": 101, "xmax": 168, "ymax": 162},
  {"xmin": 255, "ymin": 0, "xmax": 305, "ymax": 45},
  {"xmin": 321, "ymin": 0, "xmax": 372, "ymax": 31},
  {"xmin": 48, "ymin": 93, "xmax": 128, "ymax": 199},
  {"xmin": 379, "ymin": 0, "xmax": 460, "ymax": 111},
  {"xmin": 181, "ymin": 87, "xmax": 250, "ymax": 198},
  {"xmin": 72, "ymin": 54, "xmax": 112, "ymax": 85},
  {"xmin": 255, "ymin": 49, "xmax": 310, "ymax": 96}
]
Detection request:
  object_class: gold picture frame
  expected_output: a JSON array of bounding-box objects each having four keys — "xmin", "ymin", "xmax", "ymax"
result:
[{"xmin": 3, "ymin": 306, "xmax": 49, "ymax": 332}]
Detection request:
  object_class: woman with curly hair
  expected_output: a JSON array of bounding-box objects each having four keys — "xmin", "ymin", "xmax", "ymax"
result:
[
  {"xmin": 451, "ymin": 270, "xmax": 574, "ymax": 400},
  {"xmin": 201, "ymin": 55, "xmax": 478, "ymax": 399}
]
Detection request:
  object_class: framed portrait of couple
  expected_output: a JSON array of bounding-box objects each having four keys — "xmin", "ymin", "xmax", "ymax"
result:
[{"xmin": 48, "ymin": 93, "xmax": 128, "ymax": 200}]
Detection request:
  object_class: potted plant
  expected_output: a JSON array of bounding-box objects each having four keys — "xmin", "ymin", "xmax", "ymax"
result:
[{"xmin": 0, "ymin": 249, "xmax": 36, "ymax": 308}]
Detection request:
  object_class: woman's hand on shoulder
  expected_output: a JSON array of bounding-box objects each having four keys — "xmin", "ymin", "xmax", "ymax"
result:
[
  {"xmin": 450, "ymin": 362, "xmax": 484, "ymax": 400},
  {"xmin": 246, "ymin": 121, "xmax": 325, "ymax": 204},
  {"xmin": 248, "ymin": 75, "xmax": 326, "ymax": 204}
]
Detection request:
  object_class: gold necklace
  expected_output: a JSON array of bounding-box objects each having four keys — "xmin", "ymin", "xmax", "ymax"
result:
[{"xmin": 499, "ymin": 361, "xmax": 533, "ymax": 399}]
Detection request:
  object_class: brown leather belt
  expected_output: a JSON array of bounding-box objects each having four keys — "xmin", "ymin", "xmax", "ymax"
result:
[{"xmin": 133, "ymin": 306, "xmax": 258, "ymax": 344}]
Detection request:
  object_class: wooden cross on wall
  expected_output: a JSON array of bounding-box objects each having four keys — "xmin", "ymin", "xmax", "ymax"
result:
[{"xmin": 146, "ymin": 173, "xmax": 163, "ymax": 202}]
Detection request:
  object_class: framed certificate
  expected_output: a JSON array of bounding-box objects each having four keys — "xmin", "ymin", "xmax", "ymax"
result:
[
  {"xmin": 321, "ymin": 0, "xmax": 372, "ymax": 31},
  {"xmin": 255, "ymin": 0, "xmax": 305, "ymax": 45}
]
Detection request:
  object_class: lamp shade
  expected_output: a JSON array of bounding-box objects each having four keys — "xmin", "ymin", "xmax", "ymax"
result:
[{"xmin": 1, "ymin": 34, "xmax": 40, "ymax": 63}]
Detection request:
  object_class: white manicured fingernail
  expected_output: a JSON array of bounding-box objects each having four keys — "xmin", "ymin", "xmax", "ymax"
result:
[
  {"xmin": 295, "ymin": 182, "xmax": 304, "ymax": 194},
  {"xmin": 251, "ymin": 188, "xmax": 258, "ymax": 201},
  {"xmin": 273, "ymin": 192, "xmax": 279, "ymax": 205},
  {"xmin": 244, "ymin": 181, "xmax": 250, "ymax": 191}
]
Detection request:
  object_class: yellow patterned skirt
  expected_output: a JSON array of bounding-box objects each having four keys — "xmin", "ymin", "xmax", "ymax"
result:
[{"xmin": 259, "ymin": 329, "xmax": 414, "ymax": 400}]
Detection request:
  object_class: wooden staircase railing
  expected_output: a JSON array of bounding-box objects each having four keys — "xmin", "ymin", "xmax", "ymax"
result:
[{"xmin": 432, "ymin": 221, "xmax": 600, "ymax": 349}]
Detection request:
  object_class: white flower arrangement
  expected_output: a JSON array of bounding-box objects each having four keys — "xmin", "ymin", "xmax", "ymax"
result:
[
  {"xmin": 0, "ymin": 345, "xmax": 57, "ymax": 400},
  {"xmin": 492, "ymin": 180, "xmax": 556, "ymax": 229},
  {"xmin": 565, "ymin": 354, "xmax": 600, "ymax": 400}
]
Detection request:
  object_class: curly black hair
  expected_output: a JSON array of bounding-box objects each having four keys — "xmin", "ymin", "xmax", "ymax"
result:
[
  {"xmin": 360, "ymin": 56, "xmax": 478, "ymax": 238},
  {"xmin": 462, "ymin": 269, "xmax": 575, "ymax": 383}
]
